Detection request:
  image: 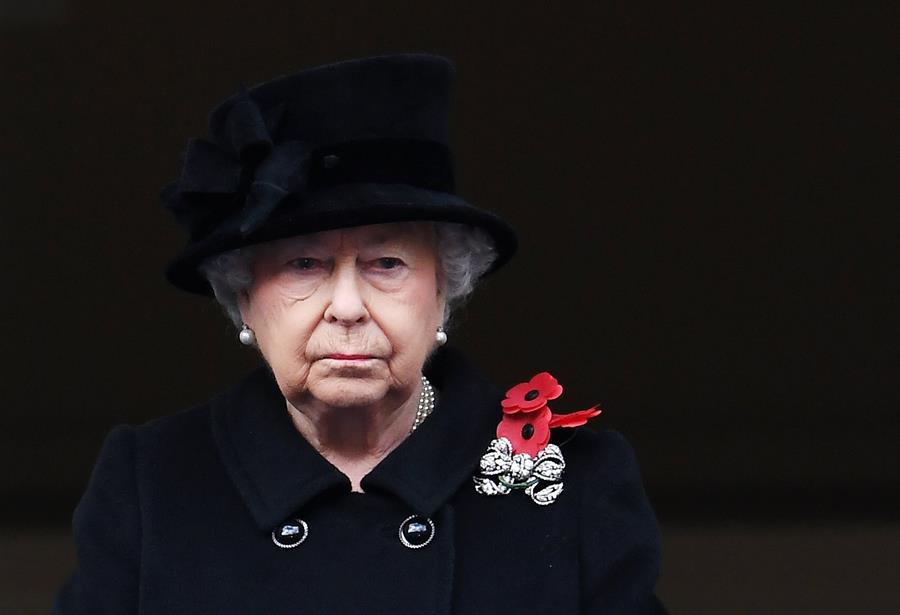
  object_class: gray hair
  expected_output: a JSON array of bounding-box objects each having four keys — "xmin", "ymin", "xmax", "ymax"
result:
[{"xmin": 198, "ymin": 222, "xmax": 498, "ymax": 331}]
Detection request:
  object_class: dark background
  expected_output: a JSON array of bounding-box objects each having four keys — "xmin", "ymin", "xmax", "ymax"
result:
[{"xmin": 2, "ymin": 1, "xmax": 898, "ymax": 613}]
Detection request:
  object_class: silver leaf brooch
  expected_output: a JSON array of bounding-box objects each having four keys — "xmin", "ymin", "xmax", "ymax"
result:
[{"xmin": 473, "ymin": 372, "xmax": 602, "ymax": 506}]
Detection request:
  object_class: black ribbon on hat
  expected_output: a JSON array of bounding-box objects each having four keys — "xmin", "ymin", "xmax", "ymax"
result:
[
  {"xmin": 162, "ymin": 88, "xmax": 309, "ymax": 239},
  {"xmin": 161, "ymin": 89, "xmax": 455, "ymax": 241}
]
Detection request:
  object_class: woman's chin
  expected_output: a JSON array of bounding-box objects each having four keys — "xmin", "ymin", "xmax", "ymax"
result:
[{"xmin": 308, "ymin": 378, "xmax": 390, "ymax": 408}]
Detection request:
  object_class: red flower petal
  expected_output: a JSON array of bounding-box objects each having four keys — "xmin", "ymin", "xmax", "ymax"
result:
[
  {"xmin": 496, "ymin": 406, "xmax": 552, "ymax": 457},
  {"xmin": 530, "ymin": 372, "xmax": 563, "ymax": 401},
  {"xmin": 500, "ymin": 382, "xmax": 541, "ymax": 410},
  {"xmin": 501, "ymin": 372, "xmax": 564, "ymax": 413},
  {"xmin": 548, "ymin": 406, "xmax": 602, "ymax": 429},
  {"xmin": 502, "ymin": 401, "xmax": 549, "ymax": 415}
]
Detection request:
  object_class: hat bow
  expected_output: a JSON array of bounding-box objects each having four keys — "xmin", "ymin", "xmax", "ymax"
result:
[{"xmin": 162, "ymin": 89, "xmax": 312, "ymax": 239}]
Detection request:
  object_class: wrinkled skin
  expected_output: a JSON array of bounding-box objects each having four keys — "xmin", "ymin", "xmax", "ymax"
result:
[{"xmin": 237, "ymin": 222, "xmax": 446, "ymax": 485}]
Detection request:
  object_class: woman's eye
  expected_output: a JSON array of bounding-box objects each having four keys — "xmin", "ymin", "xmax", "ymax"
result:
[
  {"xmin": 289, "ymin": 257, "xmax": 321, "ymax": 270},
  {"xmin": 375, "ymin": 257, "xmax": 403, "ymax": 270}
]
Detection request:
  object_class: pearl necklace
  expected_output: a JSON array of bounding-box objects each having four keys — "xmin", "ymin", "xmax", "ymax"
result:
[{"xmin": 410, "ymin": 376, "xmax": 435, "ymax": 434}]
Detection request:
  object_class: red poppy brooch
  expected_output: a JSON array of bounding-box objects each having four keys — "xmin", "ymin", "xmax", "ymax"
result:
[{"xmin": 473, "ymin": 372, "xmax": 602, "ymax": 505}]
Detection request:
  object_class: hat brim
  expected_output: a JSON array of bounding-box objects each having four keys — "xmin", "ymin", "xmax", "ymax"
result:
[{"xmin": 165, "ymin": 182, "xmax": 518, "ymax": 296}]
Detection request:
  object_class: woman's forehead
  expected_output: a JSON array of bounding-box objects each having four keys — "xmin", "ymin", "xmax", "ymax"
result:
[{"xmin": 264, "ymin": 221, "xmax": 434, "ymax": 253}]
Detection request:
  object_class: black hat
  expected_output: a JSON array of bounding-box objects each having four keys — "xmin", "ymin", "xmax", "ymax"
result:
[{"xmin": 161, "ymin": 53, "xmax": 518, "ymax": 296}]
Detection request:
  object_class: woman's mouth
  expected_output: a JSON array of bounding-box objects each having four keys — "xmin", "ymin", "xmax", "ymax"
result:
[{"xmin": 326, "ymin": 354, "xmax": 374, "ymax": 361}]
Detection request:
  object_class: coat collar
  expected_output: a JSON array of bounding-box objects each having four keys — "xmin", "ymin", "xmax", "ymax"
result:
[{"xmin": 211, "ymin": 346, "xmax": 503, "ymax": 531}]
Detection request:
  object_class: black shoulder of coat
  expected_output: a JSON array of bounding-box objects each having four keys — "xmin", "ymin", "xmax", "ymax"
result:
[{"xmin": 562, "ymin": 428, "xmax": 668, "ymax": 614}]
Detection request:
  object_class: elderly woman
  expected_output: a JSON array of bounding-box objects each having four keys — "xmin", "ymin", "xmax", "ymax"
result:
[{"xmin": 55, "ymin": 54, "xmax": 666, "ymax": 614}]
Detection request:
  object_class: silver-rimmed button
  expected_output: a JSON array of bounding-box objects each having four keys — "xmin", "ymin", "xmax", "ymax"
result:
[
  {"xmin": 399, "ymin": 514, "xmax": 435, "ymax": 549},
  {"xmin": 322, "ymin": 154, "xmax": 340, "ymax": 168},
  {"xmin": 272, "ymin": 518, "xmax": 308, "ymax": 549}
]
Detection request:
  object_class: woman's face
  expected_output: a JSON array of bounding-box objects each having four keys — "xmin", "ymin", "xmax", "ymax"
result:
[{"xmin": 238, "ymin": 222, "xmax": 445, "ymax": 411}]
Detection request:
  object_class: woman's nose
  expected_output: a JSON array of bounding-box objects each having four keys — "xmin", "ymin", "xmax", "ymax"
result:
[{"xmin": 323, "ymin": 262, "xmax": 369, "ymax": 325}]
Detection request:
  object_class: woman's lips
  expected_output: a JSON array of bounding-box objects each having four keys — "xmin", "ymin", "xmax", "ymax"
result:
[{"xmin": 326, "ymin": 354, "xmax": 375, "ymax": 360}]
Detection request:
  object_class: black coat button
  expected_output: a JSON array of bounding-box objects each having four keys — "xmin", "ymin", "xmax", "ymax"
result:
[
  {"xmin": 272, "ymin": 518, "xmax": 308, "ymax": 549},
  {"xmin": 399, "ymin": 514, "xmax": 435, "ymax": 549},
  {"xmin": 322, "ymin": 154, "xmax": 340, "ymax": 168}
]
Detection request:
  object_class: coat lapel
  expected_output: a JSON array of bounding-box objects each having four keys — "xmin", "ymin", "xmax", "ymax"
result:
[{"xmin": 211, "ymin": 365, "xmax": 350, "ymax": 531}]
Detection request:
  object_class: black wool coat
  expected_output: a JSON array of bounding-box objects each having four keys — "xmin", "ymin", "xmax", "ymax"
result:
[{"xmin": 55, "ymin": 346, "xmax": 667, "ymax": 614}]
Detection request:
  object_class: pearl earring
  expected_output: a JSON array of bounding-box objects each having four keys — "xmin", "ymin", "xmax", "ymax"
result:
[
  {"xmin": 239, "ymin": 323, "xmax": 256, "ymax": 346},
  {"xmin": 435, "ymin": 326, "xmax": 448, "ymax": 345}
]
